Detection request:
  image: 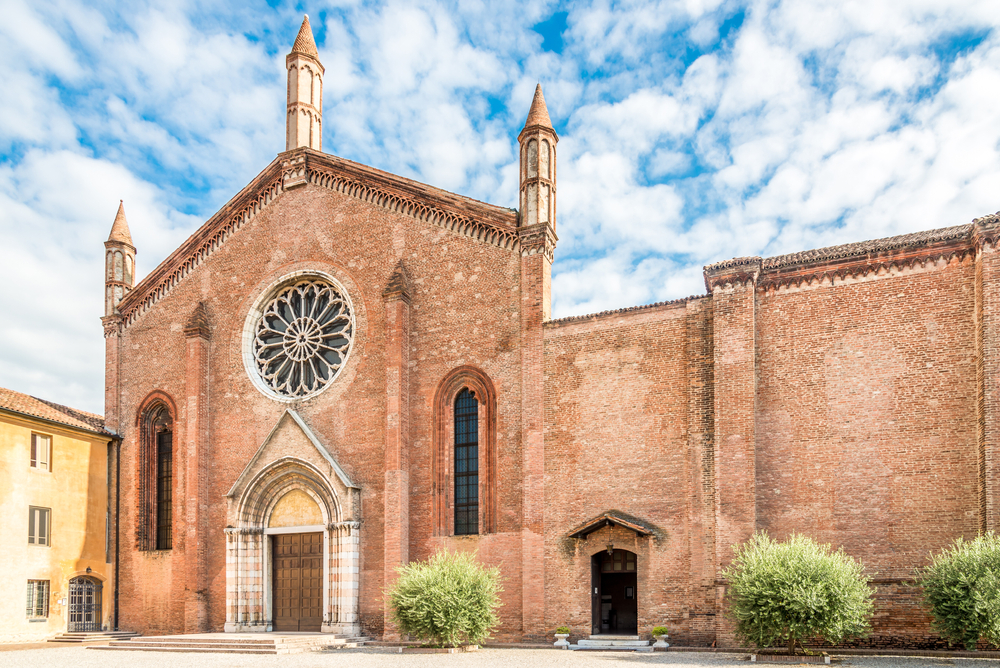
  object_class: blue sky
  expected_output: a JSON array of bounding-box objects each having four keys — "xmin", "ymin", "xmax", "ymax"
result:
[{"xmin": 1, "ymin": 0, "xmax": 999, "ymax": 414}]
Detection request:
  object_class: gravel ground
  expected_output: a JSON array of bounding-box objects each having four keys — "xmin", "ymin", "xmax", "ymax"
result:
[{"xmin": 2, "ymin": 647, "xmax": 999, "ymax": 668}]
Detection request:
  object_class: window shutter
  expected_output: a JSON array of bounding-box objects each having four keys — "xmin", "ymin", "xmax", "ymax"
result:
[
  {"xmin": 28, "ymin": 508, "xmax": 35, "ymax": 544},
  {"xmin": 30, "ymin": 435, "xmax": 37, "ymax": 467}
]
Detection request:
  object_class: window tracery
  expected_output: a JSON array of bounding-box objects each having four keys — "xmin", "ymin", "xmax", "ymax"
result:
[{"xmin": 251, "ymin": 278, "xmax": 354, "ymax": 399}]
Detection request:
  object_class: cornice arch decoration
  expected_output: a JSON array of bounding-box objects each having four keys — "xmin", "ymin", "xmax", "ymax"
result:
[
  {"xmin": 432, "ymin": 365, "xmax": 498, "ymax": 535},
  {"xmin": 307, "ymin": 168, "xmax": 521, "ymax": 253}
]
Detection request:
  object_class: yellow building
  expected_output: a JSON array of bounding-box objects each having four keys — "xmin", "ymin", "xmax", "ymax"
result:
[{"xmin": 0, "ymin": 386, "xmax": 114, "ymax": 641}]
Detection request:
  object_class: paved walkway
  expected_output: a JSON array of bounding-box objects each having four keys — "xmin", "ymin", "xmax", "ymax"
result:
[{"xmin": 2, "ymin": 646, "xmax": 998, "ymax": 667}]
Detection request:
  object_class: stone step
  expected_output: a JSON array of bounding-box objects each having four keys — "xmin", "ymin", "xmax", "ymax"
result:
[
  {"xmin": 588, "ymin": 635, "xmax": 641, "ymax": 640},
  {"xmin": 108, "ymin": 641, "xmax": 289, "ymax": 649},
  {"xmin": 49, "ymin": 632, "xmax": 141, "ymax": 643},
  {"xmin": 578, "ymin": 638, "xmax": 650, "ymax": 647},
  {"xmin": 89, "ymin": 646, "xmax": 282, "ymax": 655},
  {"xmin": 87, "ymin": 634, "xmax": 368, "ymax": 655},
  {"xmin": 113, "ymin": 637, "xmax": 326, "ymax": 646},
  {"xmin": 326, "ymin": 637, "xmax": 369, "ymax": 645}
]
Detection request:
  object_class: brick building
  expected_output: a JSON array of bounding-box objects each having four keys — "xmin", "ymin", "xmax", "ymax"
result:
[{"xmin": 102, "ymin": 16, "xmax": 998, "ymax": 646}]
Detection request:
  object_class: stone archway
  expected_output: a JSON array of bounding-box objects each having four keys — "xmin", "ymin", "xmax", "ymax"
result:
[{"xmin": 224, "ymin": 410, "xmax": 361, "ymax": 635}]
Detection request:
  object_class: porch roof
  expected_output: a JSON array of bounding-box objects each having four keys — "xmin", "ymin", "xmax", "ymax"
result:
[{"xmin": 567, "ymin": 511, "xmax": 654, "ymax": 539}]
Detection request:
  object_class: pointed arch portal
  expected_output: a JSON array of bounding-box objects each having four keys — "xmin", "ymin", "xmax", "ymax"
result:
[{"xmin": 224, "ymin": 410, "xmax": 361, "ymax": 635}]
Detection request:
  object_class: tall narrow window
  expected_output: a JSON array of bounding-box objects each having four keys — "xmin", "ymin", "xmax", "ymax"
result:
[
  {"xmin": 454, "ymin": 388, "xmax": 479, "ymax": 535},
  {"xmin": 30, "ymin": 433, "xmax": 51, "ymax": 471},
  {"xmin": 28, "ymin": 507, "xmax": 50, "ymax": 545},
  {"xmin": 156, "ymin": 428, "xmax": 173, "ymax": 550},
  {"xmin": 26, "ymin": 580, "xmax": 49, "ymax": 619}
]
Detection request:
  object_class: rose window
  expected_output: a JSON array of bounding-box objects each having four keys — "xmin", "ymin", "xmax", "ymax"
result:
[{"xmin": 252, "ymin": 278, "xmax": 353, "ymax": 398}]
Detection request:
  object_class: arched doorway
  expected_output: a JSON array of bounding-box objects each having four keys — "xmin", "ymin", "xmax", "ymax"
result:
[
  {"xmin": 225, "ymin": 416, "xmax": 362, "ymax": 636},
  {"xmin": 591, "ymin": 550, "xmax": 637, "ymax": 634},
  {"xmin": 68, "ymin": 576, "xmax": 102, "ymax": 632}
]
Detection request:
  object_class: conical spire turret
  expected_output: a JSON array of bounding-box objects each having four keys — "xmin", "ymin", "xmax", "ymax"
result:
[
  {"xmin": 104, "ymin": 200, "xmax": 136, "ymax": 317},
  {"xmin": 518, "ymin": 84, "xmax": 558, "ymax": 233},
  {"xmin": 291, "ymin": 15, "xmax": 320, "ymax": 59},
  {"xmin": 286, "ymin": 15, "xmax": 324, "ymax": 152},
  {"xmin": 107, "ymin": 200, "xmax": 134, "ymax": 246},
  {"xmin": 522, "ymin": 84, "xmax": 553, "ymax": 131}
]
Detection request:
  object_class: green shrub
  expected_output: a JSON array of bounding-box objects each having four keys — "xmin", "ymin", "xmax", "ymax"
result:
[
  {"xmin": 555, "ymin": 626, "xmax": 570, "ymax": 635},
  {"xmin": 651, "ymin": 626, "xmax": 669, "ymax": 637},
  {"xmin": 723, "ymin": 532, "xmax": 874, "ymax": 654},
  {"xmin": 919, "ymin": 532, "xmax": 1000, "ymax": 650},
  {"xmin": 388, "ymin": 550, "xmax": 503, "ymax": 647}
]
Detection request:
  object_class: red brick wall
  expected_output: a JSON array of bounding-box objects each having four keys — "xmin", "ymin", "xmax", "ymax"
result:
[
  {"xmin": 755, "ymin": 257, "xmax": 980, "ymax": 645},
  {"xmin": 542, "ymin": 300, "xmax": 717, "ymax": 645}
]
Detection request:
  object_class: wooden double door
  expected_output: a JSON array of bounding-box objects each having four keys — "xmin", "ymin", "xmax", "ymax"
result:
[{"xmin": 272, "ymin": 532, "xmax": 323, "ymax": 632}]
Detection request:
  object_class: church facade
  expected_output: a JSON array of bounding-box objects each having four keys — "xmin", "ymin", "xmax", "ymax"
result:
[{"xmin": 102, "ymin": 17, "xmax": 1000, "ymax": 646}]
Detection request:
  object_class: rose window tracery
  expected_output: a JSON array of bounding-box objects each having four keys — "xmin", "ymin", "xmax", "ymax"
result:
[{"xmin": 252, "ymin": 278, "xmax": 353, "ymax": 398}]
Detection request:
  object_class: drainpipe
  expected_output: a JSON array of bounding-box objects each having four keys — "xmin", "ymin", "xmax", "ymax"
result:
[{"xmin": 113, "ymin": 435, "xmax": 121, "ymax": 631}]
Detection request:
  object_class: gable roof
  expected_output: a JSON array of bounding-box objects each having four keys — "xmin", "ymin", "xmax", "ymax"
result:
[
  {"xmin": 116, "ymin": 148, "xmax": 520, "ymax": 329},
  {"xmin": 568, "ymin": 510, "xmax": 655, "ymax": 539},
  {"xmin": 0, "ymin": 386, "xmax": 109, "ymax": 437}
]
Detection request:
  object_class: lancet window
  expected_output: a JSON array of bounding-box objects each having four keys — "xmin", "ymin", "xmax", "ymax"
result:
[
  {"xmin": 454, "ymin": 389, "xmax": 479, "ymax": 535},
  {"xmin": 136, "ymin": 399, "xmax": 174, "ymax": 551}
]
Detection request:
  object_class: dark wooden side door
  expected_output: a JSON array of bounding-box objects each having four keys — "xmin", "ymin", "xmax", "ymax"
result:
[{"xmin": 272, "ymin": 532, "xmax": 323, "ymax": 632}]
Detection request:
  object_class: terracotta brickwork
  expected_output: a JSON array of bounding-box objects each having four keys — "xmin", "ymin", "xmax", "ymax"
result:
[
  {"xmin": 103, "ymin": 15, "xmax": 1000, "ymax": 648},
  {"xmin": 543, "ymin": 300, "xmax": 718, "ymax": 646}
]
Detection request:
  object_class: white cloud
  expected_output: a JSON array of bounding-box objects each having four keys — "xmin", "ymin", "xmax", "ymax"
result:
[{"xmin": 2, "ymin": 0, "xmax": 1000, "ymax": 413}]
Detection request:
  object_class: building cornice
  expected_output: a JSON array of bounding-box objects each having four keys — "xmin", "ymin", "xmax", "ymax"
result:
[
  {"xmin": 518, "ymin": 222, "xmax": 557, "ymax": 261},
  {"xmin": 703, "ymin": 214, "xmax": 1000, "ymax": 294},
  {"xmin": 545, "ymin": 295, "xmax": 699, "ymax": 328},
  {"xmin": 302, "ymin": 149, "xmax": 520, "ymax": 252},
  {"xmin": 116, "ymin": 148, "xmax": 522, "ymax": 331}
]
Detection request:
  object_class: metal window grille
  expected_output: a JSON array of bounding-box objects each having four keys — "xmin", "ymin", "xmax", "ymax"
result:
[
  {"xmin": 26, "ymin": 580, "xmax": 49, "ymax": 618},
  {"xmin": 68, "ymin": 577, "xmax": 103, "ymax": 632},
  {"xmin": 454, "ymin": 388, "xmax": 479, "ymax": 535},
  {"xmin": 156, "ymin": 430, "xmax": 173, "ymax": 550},
  {"xmin": 28, "ymin": 506, "xmax": 50, "ymax": 546}
]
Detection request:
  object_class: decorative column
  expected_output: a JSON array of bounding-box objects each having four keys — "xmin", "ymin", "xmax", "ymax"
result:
[
  {"xmin": 224, "ymin": 528, "xmax": 240, "ymax": 632},
  {"xmin": 328, "ymin": 521, "xmax": 361, "ymax": 635},
  {"xmin": 183, "ymin": 303, "xmax": 211, "ymax": 632},
  {"xmin": 382, "ymin": 263, "xmax": 411, "ymax": 639},
  {"xmin": 225, "ymin": 528, "xmax": 267, "ymax": 632},
  {"xmin": 704, "ymin": 257, "xmax": 760, "ymax": 645}
]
